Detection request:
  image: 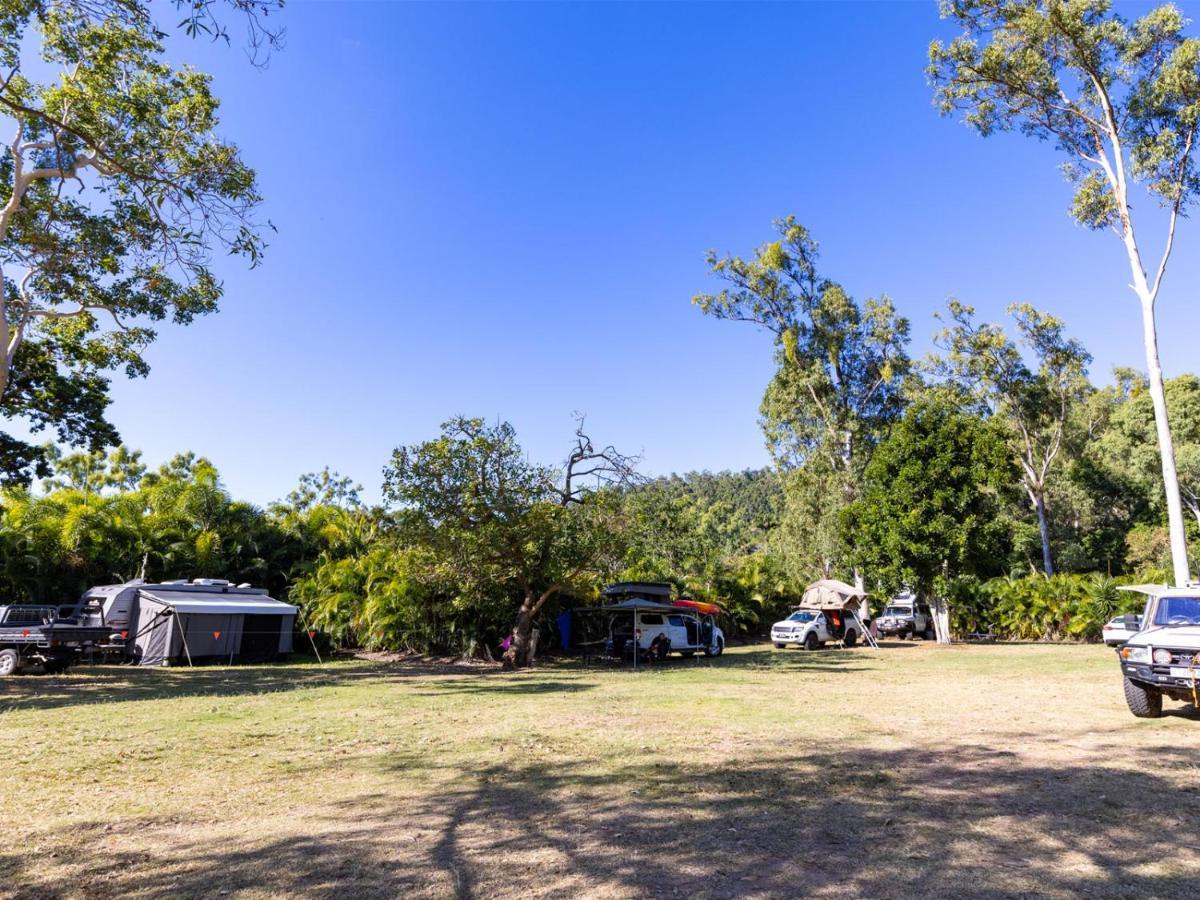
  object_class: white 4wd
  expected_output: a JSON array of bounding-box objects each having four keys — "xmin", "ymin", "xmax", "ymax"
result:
[
  {"xmin": 1116, "ymin": 587, "xmax": 1200, "ymax": 718},
  {"xmin": 771, "ymin": 609, "xmax": 859, "ymax": 650}
]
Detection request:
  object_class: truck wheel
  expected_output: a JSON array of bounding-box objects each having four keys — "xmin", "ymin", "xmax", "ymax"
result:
[
  {"xmin": 804, "ymin": 632, "xmax": 819, "ymax": 651},
  {"xmin": 704, "ymin": 639, "xmax": 724, "ymax": 657},
  {"xmin": 0, "ymin": 649, "xmax": 19, "ymax": 677},
  {"xmin": 844, "ymin": 630, "xmax": 858, "ymax": 648},
  {"xmin": 1123, "ymin": 677, "xmax": 1163, "ymax": 718}
]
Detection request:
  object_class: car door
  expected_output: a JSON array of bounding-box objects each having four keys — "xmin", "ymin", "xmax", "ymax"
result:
[{"xmin": 667, "ymin": 614, "xmax": 694, "ymax": 648}]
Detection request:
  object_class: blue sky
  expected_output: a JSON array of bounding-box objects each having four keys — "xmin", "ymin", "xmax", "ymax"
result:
[{"xmin": 85, "ymin": 1, "xmax": 1200, "ymax": 505}]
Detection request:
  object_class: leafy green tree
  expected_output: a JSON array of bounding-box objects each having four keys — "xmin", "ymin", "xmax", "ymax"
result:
[
  {"xmin": 930, "ymin": 0, "xmax": 1200, "ymax": 586},
  {"xmin": 844, "ymin": 398, "xmax": 1018, "ymax": 641},
  {"xmin": 382, "ymin": 417, "xmax": 626, "ymax": 668},
  {"xmin": 931, "ymin": 301, "xmax": 1092, "ymax": 575},
  {"xmin": 1099, "ymin": 373, "xmax": 1200, "ymax": 544},
  {"xmin": 0, "ymin": 0, "xmax": 281, "ymax": 481},
  {"xmin": 693, "ymin": 217, "xmax": 911, "ymax": 577}
]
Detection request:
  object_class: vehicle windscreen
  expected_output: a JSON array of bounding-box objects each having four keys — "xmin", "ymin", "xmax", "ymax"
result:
[
  {"xmin": 1154, "ymin": 596, "xmax": 1200, "ymax": 626},
  {"xmin": 787, "ymin": 611, "xmax": 817, "ymax": 623},
  {"xmin": 883, "ymin": 606, "xmax": 911, "ymax": 617}
]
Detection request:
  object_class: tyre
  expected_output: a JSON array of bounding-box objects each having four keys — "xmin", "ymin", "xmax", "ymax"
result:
[
  {"xmin": 1123, "ymin": 676, "xmax": 1163, "ymax": 718},
  {"xmin": 844, "ymin": 630, "xmax": 858, "ymax": 648},
  {"xmin": 804, "ymin": 632, "xmax": 819, "ymax": 651},
  {"xmin": 0, "ymin": 649, "xmax": 19, "ymax": 677},
  {"xmin": 773, "ymin": 642, "xmax": 786, "ymax": 649},
  {"xmin": 704, "ymin": 639, "xmax": 724, "ymax": 658}
]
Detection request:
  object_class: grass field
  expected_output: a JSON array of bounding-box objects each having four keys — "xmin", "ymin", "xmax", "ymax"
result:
[{"xmin": 2, "ymin": 642, "xmax": 1198, "ymax": 899}]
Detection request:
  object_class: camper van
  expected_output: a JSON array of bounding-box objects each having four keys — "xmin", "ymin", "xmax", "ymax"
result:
[
  {"xmin": 876, "ymin": 592, "xmax": 935, "ymax": 640},
  {"xmin": 79, "ymin": 579, "xmax": 298, "ymax": 666}
]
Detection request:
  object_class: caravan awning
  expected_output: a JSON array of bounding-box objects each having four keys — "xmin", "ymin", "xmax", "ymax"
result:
[{"xmin": 140, "ymin": 591, "xmax": 298, "ymax": 616}]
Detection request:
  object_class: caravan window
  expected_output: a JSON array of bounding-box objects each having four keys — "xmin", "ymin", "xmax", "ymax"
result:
[{"xmin": 639, "ymin": 614, "xmax": 664, "ymax": 625}]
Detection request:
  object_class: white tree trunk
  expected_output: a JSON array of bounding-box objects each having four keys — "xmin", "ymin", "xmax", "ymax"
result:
[
  {"xmin": 1032, "ymin": 489, "xmax": 1054, "ymax": 576},
  {"xmin": 931, "ymin": 595, "xmax": 951, "ymax": 645},
  {"xmin": 1138, "ymin": 295, "xmax": 1191, "ymax": 586}
]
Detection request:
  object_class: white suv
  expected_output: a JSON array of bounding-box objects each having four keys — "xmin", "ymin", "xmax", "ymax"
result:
[{"xmin": 1116, "ymin": 588, "xmax": 1200, "ymax": 718}]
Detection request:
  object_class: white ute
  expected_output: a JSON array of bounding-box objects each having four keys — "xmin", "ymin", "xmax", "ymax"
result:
[
  {"xmin": 770, "ymin": 579, "xmax": 872, "ymax": 651},
  {"xmin": 1115, "ymin": 585, "xmax": 1200, "ymax": 718},
  {"xmin": 771, "ymin": 608, "xmax": 858, "ymax": 650}
]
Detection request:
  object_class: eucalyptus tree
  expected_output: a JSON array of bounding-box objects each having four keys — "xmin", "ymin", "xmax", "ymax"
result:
[
  {"xmin": 693, "ymin": 217, "xmax": 911, "ymax": 578},
  {"xmin": 930, "ymin": 0, "xmax": 1200, "ymax": 585},
  {"xmin": 931, "ymin": 301, "xmax": 1091, "ymax": 575},
  {"xmin": 0, "ymin": 0, "xmax": 281, "ymax": 481}
]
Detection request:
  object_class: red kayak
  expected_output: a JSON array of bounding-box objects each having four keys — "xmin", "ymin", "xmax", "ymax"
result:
[{"xmin": 672, "ymin": 597, "xmax": 722, "ymax": 616}]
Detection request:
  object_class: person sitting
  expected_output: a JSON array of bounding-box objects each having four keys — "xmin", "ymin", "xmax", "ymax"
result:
[{"xmin": 646, "ymin": 632, "xmax": 671, "ymax": 663}]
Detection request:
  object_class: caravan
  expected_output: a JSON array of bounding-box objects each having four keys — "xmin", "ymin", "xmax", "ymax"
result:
[{"xmin": 80, "ymin": 579, "xmax": 298, "ymax": 666}]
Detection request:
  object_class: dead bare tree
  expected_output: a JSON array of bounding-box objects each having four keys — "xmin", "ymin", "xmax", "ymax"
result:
[{"xmin": 556, "ymin": 414, "xmax": 644, "ymax": 506}]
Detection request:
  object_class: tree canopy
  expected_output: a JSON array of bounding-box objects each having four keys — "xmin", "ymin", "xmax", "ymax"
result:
[{"xmin": 0, "ymin": 0, "xmax": 281, "ymax": 483}]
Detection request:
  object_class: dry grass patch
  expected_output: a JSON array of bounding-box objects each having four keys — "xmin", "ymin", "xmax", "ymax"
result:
[{"xmin": 2, "ymin": 642, "xmax": 1198, "ymax": 898}]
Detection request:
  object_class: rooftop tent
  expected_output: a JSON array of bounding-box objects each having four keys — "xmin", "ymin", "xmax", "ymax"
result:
[
  {"xmin": 88, "ymin": 580, "xmax": 298, "ymax": 666},
  {"xmin": 798, "ymin": 579, "xmax": 870, "ymax": 613}
]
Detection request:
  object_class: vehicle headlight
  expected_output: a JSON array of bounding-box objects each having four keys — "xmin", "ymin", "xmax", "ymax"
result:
[
  {"xmin": 1121, "ymin": 646, "xmax": 1151, "ymax": 664},
  {"xmin": 1152, "ymin": 648, "xmax": 1172, "ymax": 665}
]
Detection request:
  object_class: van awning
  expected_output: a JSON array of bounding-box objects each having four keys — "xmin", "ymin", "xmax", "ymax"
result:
[{"xmin": 140, "ymin": 591, "xmax": 298, "ymax": 616}]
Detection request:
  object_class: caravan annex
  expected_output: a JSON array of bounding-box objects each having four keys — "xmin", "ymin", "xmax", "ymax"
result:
[{"xmin": 83, "ymin": 580, "xmax": 298, "ymax": 666}]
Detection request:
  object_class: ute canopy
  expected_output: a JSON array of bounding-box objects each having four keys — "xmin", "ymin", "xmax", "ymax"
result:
[{"xmin": 798, "ymin": 579, "xmax": 869, "ymax": 613}]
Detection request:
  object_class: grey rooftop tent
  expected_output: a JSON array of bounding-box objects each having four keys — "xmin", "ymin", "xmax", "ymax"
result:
[{"xmin": 82, "ymin": 579, "xmax": 298, "ymax": 666}]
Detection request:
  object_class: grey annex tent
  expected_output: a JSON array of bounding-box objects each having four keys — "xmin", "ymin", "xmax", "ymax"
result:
[{"xmin": 82, "ymin": 579, "xmax": 298, "ymax": 666}]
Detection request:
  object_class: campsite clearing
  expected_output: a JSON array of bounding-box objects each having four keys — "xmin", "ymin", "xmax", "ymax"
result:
[{"xmin": 1, "ymin": 643, "xmax": 1197, "ymax": 899}]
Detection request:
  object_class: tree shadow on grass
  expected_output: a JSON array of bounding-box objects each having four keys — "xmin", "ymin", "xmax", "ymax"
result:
[
  {"xmin": 7, "ymin": 742, "xmax": 1198, "ymax": 899},
  {"xmin": 0, "ymin": 657, "xmax": 512, "ymax": 714}
]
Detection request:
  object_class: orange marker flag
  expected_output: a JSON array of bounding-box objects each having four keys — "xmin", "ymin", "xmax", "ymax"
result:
[{"xmin": 213, "ymin": 631, "xmax": 221, "ymax": 640}]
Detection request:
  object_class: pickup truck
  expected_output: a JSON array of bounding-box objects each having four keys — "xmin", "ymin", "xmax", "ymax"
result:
[
  {"xmin": 0, "ymin": 605, "xmax": 112, "ymax": 676},
  {"xmin": 771, "ymin": 608, "xmax": 860, "ymax": 650}
]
